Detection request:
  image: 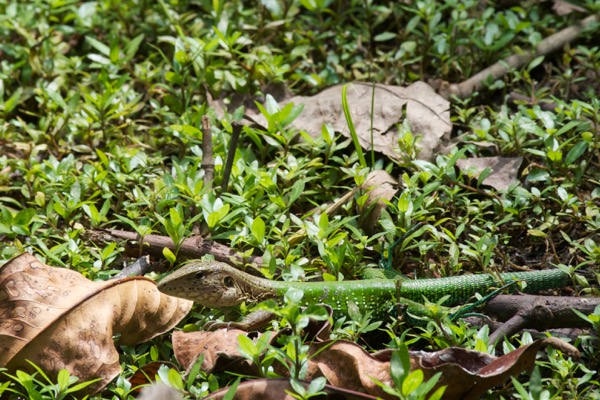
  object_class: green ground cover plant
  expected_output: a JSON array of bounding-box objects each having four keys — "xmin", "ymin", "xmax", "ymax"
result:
[{"xmin": 1, "ymin": 0, "xmax": 599, "ymax": 398}]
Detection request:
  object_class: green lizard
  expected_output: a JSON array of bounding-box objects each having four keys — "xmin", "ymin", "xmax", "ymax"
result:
[{"xmin": 157, "ymin": 260, "xmax": 570, "ymax": 330}]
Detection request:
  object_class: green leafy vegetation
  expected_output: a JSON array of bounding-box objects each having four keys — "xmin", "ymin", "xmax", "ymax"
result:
[{"xmin": 1, "ymin": 0, "xmax": 599, "ymax": 398}]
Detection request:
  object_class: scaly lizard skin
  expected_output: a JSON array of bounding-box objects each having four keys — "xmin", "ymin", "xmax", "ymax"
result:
[{"xmin": 157, "ymin": 260, "xmax": 569, "ymax": 329}]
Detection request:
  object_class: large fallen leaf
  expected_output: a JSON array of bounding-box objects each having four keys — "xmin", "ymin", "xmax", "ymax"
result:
[
  {"xmin": 172, "ymin": 329, "xmax": 258, "ymax": 377},
  {"xmin": 456, "ymin": 156, "xmax": 523, "ymax": 191},
  {"xmin": 206, "ymin": 378, "xmax": 378, "ymax": 400},
  {"xmin": 0, "ymin": 253, "xmax": 193, "ymax": 394},
  {"xmin": 247, "ymin": 82, "xmax": 452, "ymax": 162},
  {"xmin": 309, "ymin": 338, "xmax": 578, "ymax": 400},
  {"xmin": 173, "ymin": 328, "xmax": 579, "ymax": 400}
]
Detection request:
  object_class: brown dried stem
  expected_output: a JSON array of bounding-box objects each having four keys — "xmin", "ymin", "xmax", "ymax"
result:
[
  {"xmin": 441, "ymin": 13, "xmax": 600, "ymax": 99},
  {"xmin": 202, "ymin": 115, "xmax": 214, "ymax": 189}
]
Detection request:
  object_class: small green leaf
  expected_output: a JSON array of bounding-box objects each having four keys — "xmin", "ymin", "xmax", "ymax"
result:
[
  {"xmin": 529, "ymin": 366, "xmax": 543, "ymax": 398},
  {"xmin": 166, "ymin": 368, "xmax": 184, "ymax": 391},
  {"xmin": 264, "ymin": 94, "xmax": 280, "ymax": 115},
  {"xmin": 322, "ymin": 124, "xmax": 334, "ymax": 144},
  {"xmin": 86, "ymin": 36, "xmax": 110, "ymax": 56},
  {"xmin": 0, "ymin": 222, "xmax": 11, "ymax": 234},
  {"xmin": 307, "ymin": 376, "xmax": 326, "ymax": 395},
  {"xmin": 3, "ymin": 87, "xmax": 23, "ymax": 114},
  {"xmin": 347, "ymin": 300, "xmax": 362, "ymax": 321},
  {"xmin": 527, "ymin": 55, "xmax": 544, "ymax": 70},
  {"xmin": 14, "ymin": 208, "xmax": 35, "ymax": 226},
  {"xmin": 64, "ymin": 377, "xmax": 102, "ymax": 394},
  {"xmin": 169, "ymin": 206, "xmax": 183, "ymax": 226},
  {"xmin": 110, "ymin": 42, "xmax": 120, "ymax": 63},
  {"xmin": 397, "ymin": 192, "xmax": 411, "ymax": 212},
  {"xmin": 237, "ymin": 335, "xmax": 258, "ymax": 359},
  {"xmin": 554, "ymin": 120, "xmax": 581, "ymax": 136},
  {"xmin": 511, "ymin": 377, "xmax": 530, "ymax": 398},
  {"xmin": 565, "ymin": 141, "xmax": 587, "ymax": 165},
  {"xmin": 53, "ymin": 201, "xmax": 67, "ymax": 218},
  {"xmin": 125, "ymin": 34, "xmax": 145, "ymax": 59},
  {"xmin": 207, "ymin": 211, "xmax": 220, "ymax": 228},
  {"xmin": 165, "ymin": 71, "xmax": 184, "ymax": 85},
  {"xmin": 34, "ymin": 191, "xmax": 45, "ymax": 207},
  {"xmin": 476, "ymin": 167, "xmax": 492, "ymax": 187},
  {"xmin": 170, "ymin": 124, "xmax": 202, "ymax": 138},
  {"xmin": 101, "ymin": 242, "xmax": 117, "ymax": 261},
  {"xmin": 186, "ymin": 355, "xmax": 204, "ymax": 389},
  {"xmin": 322, "ymin": 272, "xmax": 336, "ymax": 281},
  {"xmin": 528, "ymin": 229, "xmax": 547, "ymax": 237},
  {"xmin": 288, "ymin": 179, "xmax": 305, "ymax": 205},
  {"xmin": 70, "ymin": 181, "xmax": 81, "ymax": 204},
  {"xmin": 547, "ymin": 149, "xmax": 562, "ymax": 162},
  {"xmin": 402, "ymin": 369, "xmax": 424, "ymax": 396},
  {"xmin": 318, "ymin": 212, "xmax": 329, "ymax": 234},
  {"xmin": 87, "ymin": 53, "xmax": 112, "ymax": 65},
  {"xmin": 341, "ymin": 84, "xmax": 367, "ymax": 168},
  {"xmin": 162, "ymin": 247, "xmax": 176, "ymax": 264},
  {"xmin": 284, "ymin": 287, "xmax": 304, "ymax": 305},
  {"xmin": 390, "ymin": 345, "xmax": 411, "ymax": 389},
  {"xmin": 279, "ymin": 102, "xmax": 304, "ymax": 127},
  {"xmin": 217, "ymin": 204, "xmax": 231, "ymax": 220},
  {"xmin": 557, "ymin": 187, "xmax": 569, "ymax": 202},
  {"xmin": 222, "ymin": 377, "xmax": 241, "ymax": 400},
  {"xmin": 289, "ymin": 378, "xmax": 307, "ymax": 397},
  {"xmin": 374, "ymin": 32, "xmax": 396, "ymax": 42},
  {"xmin": 303, "ymin": 304, "xmax": 330, "ymax": 321},
  {"xmin": 474, "ymin": 338, "xmax": 488, "ymax": 353},
  {"xmin": 83, "ymin": 204, "xmax": 100, "ymax": 224},
  {"xmin": 251, "ymin": 217, "xmax": 265, "ymax": 243},
  {"xmin": 56, "ymin": 369, "xmax": 71, "ymax": 391},
  {"xmin": 96, "ymin": 148, "xmax": 110, "ymax": 168},
  {"xmin": 427, "ymin": 381, "xmax": 446, "ymax": 400}
]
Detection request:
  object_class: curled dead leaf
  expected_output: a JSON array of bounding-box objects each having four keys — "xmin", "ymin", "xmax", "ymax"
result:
[
  {"xmin": 177, "ymin": 326, "xmax": 579, "ymax": 400},
  {"xmin": 310, "ymin": 338, "xmax": 579, "ymax": 400},
  {"xmin": 309, "ymin": 340, "xmax": 393, "ymax": 398},
  {"xmin": 173, "ymin": 329, "xmax": 261, "ymax": 377},
  {"xmin": 205, "ymin": 378, "xmax": 378, "ymax": 400},
  {"xmin": 0, "ymin": 253, "xmax": 193, "ymax": 394}
]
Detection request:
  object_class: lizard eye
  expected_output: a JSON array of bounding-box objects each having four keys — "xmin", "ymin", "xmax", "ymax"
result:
[{"xmin": 223, "ymin": 276, "xmax": 234, "ymax": 288}]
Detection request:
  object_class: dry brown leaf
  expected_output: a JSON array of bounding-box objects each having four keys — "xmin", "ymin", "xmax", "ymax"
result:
[
  {"xmin": 310, "ymin": 338, "xmax": 579, "ymax": 400},
  {"xmin": 552, "ymin": 0, "xmax": 586, "ymax": 15},
  {"xmin": 0, "ymin": 253, "xmax": 193, "ymax": 394},
  {"xmin": 175, "ymin": 327, "xmax": 579, "ymax": 400},
  {"xmin": 247, "ymin": 81, "xmax": 452, "ymax": 162},
  {"xmin": 173, "ymin": 329, "xmax": 260, "ymax": 376},
  {"xmin": 309, "ymin": 340, "xmax": 393, "ymax": 398},
  {"xmin": 205, "ymin": 378, "xmax": 378, "ymax": 400},
  {"xmin": 456, "ymin": 156, "xmax": 523, "ymax": 191}
]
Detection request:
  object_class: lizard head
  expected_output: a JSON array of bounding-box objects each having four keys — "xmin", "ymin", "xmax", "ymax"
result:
[{"xmin": 157, "ymin": 261, "xmax": 273, "ymax": 308}]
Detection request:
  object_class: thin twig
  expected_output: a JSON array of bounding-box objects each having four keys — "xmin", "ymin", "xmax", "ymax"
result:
[
  {"xmin": 441, "ymin": 13, "xmax": 600, "ymax": 99},
  {"xmin": 90, "ymin": 229, "xmax": 264, "ymax": 270},
  {"xmin": 221, "ymin": 122, "xmax": 242, "ymax": 192},
  {"xmin": 111, "ymin": 256, "xmax": 152, "ymax": 279},
  {"xmin": 201, "ymin": 115, "xmax": 214, "ymax": 189}
]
